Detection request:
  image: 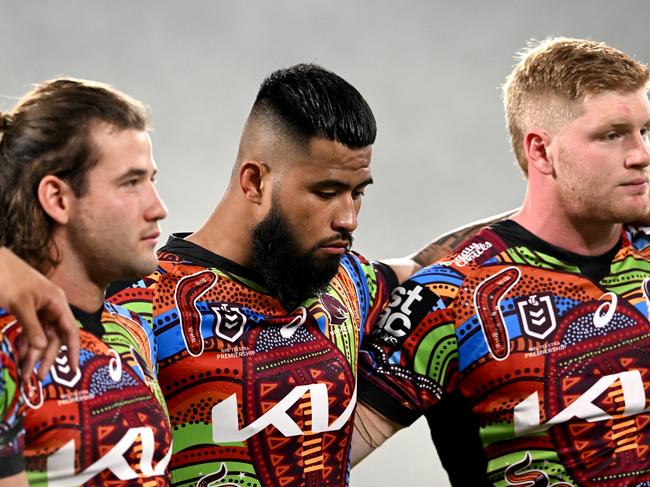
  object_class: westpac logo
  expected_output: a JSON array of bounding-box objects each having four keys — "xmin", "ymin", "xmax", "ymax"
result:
[
  {"xmin": 211, "ymin": 382, "xmax": 357, "ymax": 442},
  {"xmin": 374, "ymin": 284, "xmax": 426, "ymax": 344}
]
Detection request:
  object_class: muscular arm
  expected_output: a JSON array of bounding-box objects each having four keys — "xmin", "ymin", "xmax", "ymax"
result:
[
  {"xmin": 381, "ymin": 209, "xmax": 516, "ymax": 282},
  {"xmin": 408, "ymin": 208, "xmax": 517, "ymax": 267},
  {"xmin": 351, "ymin": 402, "xmax": 402, "ymax": 467},
  {"xmin": 357, "ymin": 211, "xmax": 515, "ymax": 483},
  {"xmin": 0, "ymin": 247, "xmax": 79, "ymax": 380}
]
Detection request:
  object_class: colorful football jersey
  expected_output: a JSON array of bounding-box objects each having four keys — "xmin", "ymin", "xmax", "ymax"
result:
[
  {"xmin": 360, "ymin": 220, "xmax": 650, "ymax": 486},
  {"xmin": 0, "ymin": 302, "xmax": 172, "ymax": 486},
  {"xmin": 108, "ymin": 234, "xmax": 395, "ymax": 487}
]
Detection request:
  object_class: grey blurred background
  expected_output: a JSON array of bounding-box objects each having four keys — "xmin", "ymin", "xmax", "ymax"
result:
[{"xmin": 2, "ymin": 1, "xmax": 649, "ymax": 485}]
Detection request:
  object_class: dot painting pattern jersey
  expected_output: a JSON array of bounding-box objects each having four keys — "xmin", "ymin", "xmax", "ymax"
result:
[
  {"xmin": 109, "ymin": 235, "xmax": 393, "ymax": 487},
  {"xmin": 0, "ymin": 302, "xmax": 172, "ymax": 486},
  {"xmin": 360, "ymin": 222, "xmax": 650, "ymax": 486}
]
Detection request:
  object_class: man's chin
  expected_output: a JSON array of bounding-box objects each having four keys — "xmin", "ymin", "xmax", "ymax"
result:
[
  {"xmin": 315, "ymin": 252, "xmax": 344, "ymax": 266},
  {"xmin": 113, "ymin": 257, "xmax": 158, "ymax": 283}
]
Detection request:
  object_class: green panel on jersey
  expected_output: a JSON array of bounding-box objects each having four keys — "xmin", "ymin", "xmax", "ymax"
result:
[
  {"xmin": 172, "ymin": 423, "xmax": 234, "ymax": 452},
  {"xmin": 508, "ymin": 246, "xmax": 579, "ymax": 274},
  {"xmin": 415, "ymin": 323, "xmax": 456, "ymax": 381},
  {"xmin": 172, "ymin": 460, "xmax": 259, "ymax": 487}
]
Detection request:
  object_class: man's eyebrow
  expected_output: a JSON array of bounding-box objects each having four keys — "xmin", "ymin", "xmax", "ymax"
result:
[
  {"xmin": 115, "ymin": 167, "xmax": 155, "ymax": 181},
  {"xmin": 311, "ymin": 178, "xmax": 374, "ymax": 189},
  {"xmin": 597, "ymin": 120, "xmax": 650, "ymax": 131}
]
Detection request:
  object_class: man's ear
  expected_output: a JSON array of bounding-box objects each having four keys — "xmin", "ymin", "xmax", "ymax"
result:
[
  {"xmin": 239, "ymin": 160, "xmax": 270, "ymax": 204},
  {"xmin": 37, "ymin": 175, "xmax": 74, "ymax": 225},
  {"xmin": 524, "ymin": 129, "xmax": 554, "ymax": 176}
]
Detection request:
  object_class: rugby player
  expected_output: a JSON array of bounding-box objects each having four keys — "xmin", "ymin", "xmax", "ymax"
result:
[
  {"xmin": 108, "ymin": 63, "xmax": 422, "ymax": 487},
  {"xmin": 357, "ymin": 37, "xmax": 650, "ymax": 486},
  {"xmin": 0, "ymin": 78, "xmax": 171, "ymax": 485}
]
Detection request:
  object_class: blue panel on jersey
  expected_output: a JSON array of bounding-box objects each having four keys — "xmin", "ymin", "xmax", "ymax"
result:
[
  {"xmin": 630, "ymin": 228, "xmax": 650, "ymax": 251},
  {"xmin": 341, "ymin": 254, "xmax": 370, "ymax": 335},
  {"xmin": 156, "ymin": 302, "xmax": 266, "ymax": 360},
  {"xmin": 553, "ymin": 296, "xmax": 581, "ymax": 316},
  {"xmin": 388, "ymin": 350, "xmax": 401, "ymax": 365},
  {"xmin": 314, "ymin": 313, "xmax": 328, "ymax": 335},
  {"xmin": 157, "ymin": 306, "xmax": 211, "ymax": 359},
  {"xmin": 457, "ymin": 309, "xmax": 522, "ymax": 372},
  {"xmin": 105, "ymin": 301, "xmax": 131, "ymax": 320},
  {"xmin": 411, "ymin": 267, "xmax": 464, "ymax": 288}
]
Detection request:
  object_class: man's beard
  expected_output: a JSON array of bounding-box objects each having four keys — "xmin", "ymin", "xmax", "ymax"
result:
[{"xmin": 250, "ymin": 205, "xmax": 352, "ymax": 305}]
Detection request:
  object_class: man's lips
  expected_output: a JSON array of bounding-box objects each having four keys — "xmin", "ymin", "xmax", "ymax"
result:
[
  {"xmin": 141, "ymin": 230, "xmax": 161, "ymax": 243},
  {"xmin": 621, "ymin": 178, "xmax": 649, "ymax": 193},
  {"xmin": 319, "ymin": 240, "xmax": 351, "ymax": 254}
]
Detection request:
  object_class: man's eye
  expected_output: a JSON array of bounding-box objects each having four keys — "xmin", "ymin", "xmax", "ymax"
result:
[
  {"xmin": 316, "ymin": 191, "xmax": 336, "ymax": 199},
  {"xmin": 123, "ymin": 179, "xmax": 139, "ymax": 188},
  {"xmin": 352, "ymin": 190, "xmax": 365, "ymax": 200},
  {"xmin": 604, "ymin": 132, "xmax": 621, "ymax": 141},
  {"xmin": 641, "ymin": 127, "xmax": 650, "ymax": 142}
]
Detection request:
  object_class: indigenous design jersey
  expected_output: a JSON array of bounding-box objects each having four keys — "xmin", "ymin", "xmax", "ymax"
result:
[
  {"xmin": 0, "ymin": 302, "xmax": 172, "ymax": 486},
  {"xmin": 108, "ymin": 234, "xmax": 395, "ymax": 487},
  {"xmin": 360, "ymin": 220, "xmax": 650, "ymax": 487}
]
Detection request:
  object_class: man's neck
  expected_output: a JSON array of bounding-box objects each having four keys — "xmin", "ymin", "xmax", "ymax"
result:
[
  {"xmin": 48, "ymin": 258, "xmax": 105, "ymax": 313},
  {"xmin": 512, "ymin": 201, "xmax": 622, "ymax": 256},
  {"xmin": 187, "ymin": 197, "xmax": 254, "ymax": 268}
]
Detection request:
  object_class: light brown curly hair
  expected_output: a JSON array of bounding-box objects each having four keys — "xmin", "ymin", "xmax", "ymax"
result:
[{"xmin": 0, "ymin": 78, "xmax": 149, "ymax": 273}]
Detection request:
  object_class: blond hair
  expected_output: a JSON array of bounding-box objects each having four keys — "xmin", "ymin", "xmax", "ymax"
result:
[{"xmin": 503, "ymin": 37, "xmax": 649, "ymax": 175}]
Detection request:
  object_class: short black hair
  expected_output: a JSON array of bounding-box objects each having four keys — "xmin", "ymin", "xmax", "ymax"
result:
[{"xmin": 252, "ymin": 63, "xmax": 376, "ymax": 149}]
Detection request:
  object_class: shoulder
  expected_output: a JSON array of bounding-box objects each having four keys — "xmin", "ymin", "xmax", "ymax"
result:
[
  {"xmin": 343, "ymin": 251, "xmax": 395, "ymax": 284},
  {"xmin": 410, "ymin": 226, "xmax": 505, "ymax": 287},
  {"xmin": 108, "ymin": 253, "xmax": 213, "ymax": 303}
]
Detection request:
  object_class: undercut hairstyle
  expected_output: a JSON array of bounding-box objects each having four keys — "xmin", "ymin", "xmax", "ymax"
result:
[
  {"xmin": 503, "ymin": 37, "xmax": 649, "ymax": 175},
  {"xmin": 251, "ymin": 63, "xmax": 376, "ymax": 149},
  {"xmin": 0, "ymin": 77, "xmax": 149, "ymax": 273}
]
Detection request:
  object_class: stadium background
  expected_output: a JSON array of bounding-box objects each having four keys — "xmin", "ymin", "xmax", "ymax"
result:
[{"xmin": 2, "ymin": 1, "xmax": 650, "ymax": 484}]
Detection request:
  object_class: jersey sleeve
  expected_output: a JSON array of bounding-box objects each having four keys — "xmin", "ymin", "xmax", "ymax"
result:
[
  {"xmin": 368, "ymin": 260, "xmax": 398, "ymax": 323},
  {"xmin": 343, "ymin": 252, "xmax": 398, "ymax": 342},
  {"xmin": 0, "ymin": 314, "xmax": 26, "ymax": 477},
  {"xmin": 358, "ymin": 264, "xmax": 461, "ymax": 427}
]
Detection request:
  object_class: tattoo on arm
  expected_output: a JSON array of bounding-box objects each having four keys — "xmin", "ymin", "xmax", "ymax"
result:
[{"xmin": 411, "ymin": 209, "xmax": 517, "ymax": 267}]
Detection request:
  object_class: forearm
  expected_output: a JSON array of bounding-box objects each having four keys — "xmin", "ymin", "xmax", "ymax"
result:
[{"xmin": 350, "ymin": 401, "xmax": 403, "ymax": 467}]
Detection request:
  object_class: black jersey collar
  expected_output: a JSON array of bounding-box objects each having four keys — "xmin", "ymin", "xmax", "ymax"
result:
[
  {"xmin": 70, "ymin": 304, "xmax": 104, "ymax": 338},
  {"xmin": 160, "ymin": 233, "xmax": 265, "ymax": 284},
  {"xmin": 490, "ymin": 219, "xmax": 622, "ymax": 283}
]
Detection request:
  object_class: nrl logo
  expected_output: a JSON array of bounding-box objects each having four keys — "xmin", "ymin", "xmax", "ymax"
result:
[
  {"xmin": 516, "ymin": 294, "xmax": 557, "ymax": 340},
  {"xmin": 51, "ymin": 345, "xmax": 82, "ymax": 388},
  {"xmin": 212, "ymin": 303, "xmax": 247, "ymax": 343}
]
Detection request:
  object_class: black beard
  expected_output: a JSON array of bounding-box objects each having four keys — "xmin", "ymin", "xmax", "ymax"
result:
[{"xmin": 250, "ymin": 205, "xmax": 351, "ymax": 305}]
